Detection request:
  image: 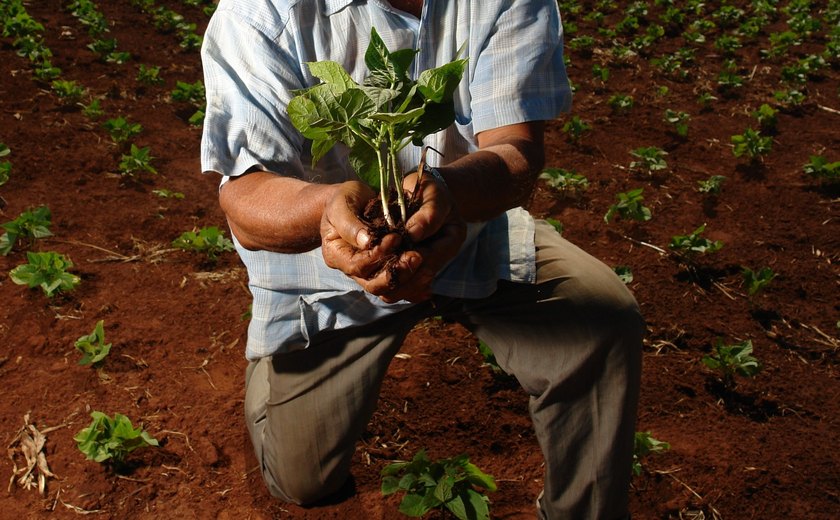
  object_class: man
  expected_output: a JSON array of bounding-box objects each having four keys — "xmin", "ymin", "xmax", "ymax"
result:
[{"xmin": 201, "ymin": 1, "xmax": 643, "ymax": 518}]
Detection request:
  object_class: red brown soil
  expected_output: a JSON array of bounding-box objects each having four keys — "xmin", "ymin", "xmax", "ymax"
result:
[{"xmin": 1, "ymin": 1, "xmax": 838, "ymax": 519}]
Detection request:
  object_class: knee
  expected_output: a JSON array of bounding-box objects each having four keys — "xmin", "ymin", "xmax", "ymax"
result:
[{"xmin": 261, "ymin": 450, "xmax": 349, "ymax": 506}]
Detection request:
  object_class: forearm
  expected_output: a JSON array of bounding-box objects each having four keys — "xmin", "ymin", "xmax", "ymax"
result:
[
  {"xmin": 437, "ymin": 122, "xmax": 546, "ymax": 222},
  {"xmin": 219, "ymin": 172, "xmax": 337, "ymax": 253}
]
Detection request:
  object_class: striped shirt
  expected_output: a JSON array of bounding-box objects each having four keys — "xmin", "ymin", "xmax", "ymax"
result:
[{"xmin": 200, "ymin": 0, "xmax": 571, "ymax": 359}]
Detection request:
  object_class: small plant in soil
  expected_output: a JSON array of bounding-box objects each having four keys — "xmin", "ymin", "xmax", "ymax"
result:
[
  {"xmin": 608, "ymin": 93, "xmax": 634, "ymax": 113},
  {"xmin": 75, "ymin": 411, "xmax": 158, "ymax": 468},
  {"xmin": 629, "ymin": 146, "xmax": 668, "ymax": 175},
  {"xmin": 118, "ymin": 144, "xmax": 157, "ymax": 176},
  {"xmin": 669, "ymin": 224, "xmax": 723, "ymax": 257},
  {"xmin": 697, "ymin": 175, "xmax": 726, "ymax": 195},
  {"xmin": 75, "ymin": 320, "xmax": 112, "ymax": 366},
  {"xmin": 10, "ymin": 251, "xmax": 80, "ymax": 297},
  {"xmin": 562, "ymin": 115, "xmax": 591, "ymax": 143},
  {"xmin": 751, "ymin": 103, "xmax": 778, "ymax": 133},
  {"xmin": 663, "ymin": 109, "xmax": 690, "ymax": 137},
  {"xmin": 545, "ymin": 217, "xmax": 564, "ymax": 234},
  {"xmin": 477, "ymin": 340, "xmax": 505, "ymax": 375},
  {"xmin": 33, "ymin": 60, "xmax": 61, "ymax": 81},
  {"xmin": 773, "ymin": 88, "xmax": 806, "ymax": 109},
  {"xmin": 51, "ymin": 79, "xmax": 87, "ymax": 105},
  {"xmin": 632, "ymin": 431, "xmax": 670, "ymax": 476},
  {"xmin": 614, "ymin": 265, "xmax": 634, "ymax": 284},
  {"xmin": 604, "ymin": 188, "xmax": 652, "ymax": 223},
  {"xmin": 152, "ymin": 188, "xmax": 184, "ymax": 199},
  {"xmin": 288, "ymin": 27, "xmax": 466, "ymax": 233},
  {"xmin": 381, "ymin": 449, "xmax": 496, "ymax": 520},
  {"xmin": 103, "ymin": 116, "xmax": 143, "ymax": 146},
  {"xmin": 172, "ymin": 226, "xmax": 234, "ymax": 261},
  {"xmin": 539, "ymin": 167, "xmax": 589, "ymax": 196},
  {"xmin": 591, "ymin": 63, "xmax": 610, "ymax": 83},
  {"xmin": 702, "ymin": 339, "xmax": 761, "ymax": 390},
  {"xmin": 742, "ymin": 266, "xmax": 775, "ymax": 296},
  {"xmin": 81, "ymin": 97, "xmax": 104, "ymax": 120},
  {"xmin": 731, "ymin": 128, "xmax": 772, "ymax": 163},
  {"xmin": 136, "ymin": 64, "xmax": 163, "ymax": 86},
  {"xmin": 170, "ymin": 80, "xmax": 206, "ymax": 125},
  {"xmin": 0, "ymin": 205, "xmax": 52, "ymax": 255},
  {"xmin": 803, "ymin": 155, "xmax": 839, "ymax": 183}
]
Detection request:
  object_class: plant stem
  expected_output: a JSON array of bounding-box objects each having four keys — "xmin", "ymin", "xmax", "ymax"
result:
[{"xmin": 389, "ymin": 128, "xmax": 407, "ymax": 224}]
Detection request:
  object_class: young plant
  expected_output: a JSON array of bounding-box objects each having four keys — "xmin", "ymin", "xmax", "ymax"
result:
[
  {"xmin": 136, "ymin": 64, "xmax": 163, "ymax": 85},
  {"xmin": 288, "ymin": 27, "xmax": 467, "ymax": 229},
  {"xmin": 669, "ymin": 224, "xmax": 723, "ymax": 257},
  {"xmin": 118, "ymin": 144, "xmax": 157, "ymax": 176},
  {"xmin": 51, "ymin": 79, "xmax": 87, "ymax": 105},
  {"xmin": 10, "ymin": 251, "xmax": 80, "ymax": 297},
  {"xmin": 608, "ymin": 93, "xmax": 634, "ymax": 113},
  {"xmin": 632, "ymin": 431, "xmax": 670, "ymax": 476},
  {"xmin": 604, "ymin": 188, "xmax": 652, "ymax": 223},
  {"xmin": 74, "ymin": 411, "xmax": 158, "ymax": 467},
  {"xmin": 81, "ymin": 98, "xmax": 104, "ymax": 120},
  {"xmin": 170, "ymin": 79, "xmax": 205, "ymax": 105},
  {"xmin": 629, "ymin": 146, "xmax": 668, "ymax": 174},
  {"xmin": 803, "ymin": 155, "xmax": 839, "ymax": 183},
  {"xmin": 0, "ymin": 205, "xmax": 52, "ymax": 255},
  {"xmin": 152, "ymin": 188, "xmax": 185, "ymax": 199},
  {"xmin": 663, "ymin": 109, "xmax": 690, "ymax": 137},
  {"xmin": 477, "ymin": 340, "xmax": 504, "ymax": 374},
  {"xmin": 697, "ymin": 175, "xmax": 726, "ymax": 194},
  {"xmin": 381, "ymin": 449, "xmax": 497, "ymax": 520},
  {"xmin": 172, "ymin": 226, "xmax": 234, "ymax": 260},
  {"xmin": 103, "ymin": 116, "xmax": 143, "ymax": 145},
  {"xmin": 742, "ymin": 266, "xmax": 775, "ymax": 296},
  {"xmin": 545, "ymin": 217, "xmax": 564, "ymax": 234},
  {"xmin": 751, "ymin": 103, "xmax": 778, "ymax": 132},
  {"xmin": 562, "ymin": 115, "xmax": 591, "ymax": 143},
  {"xmin": 702, "ymin": 339, "xmax": 761, "ymax": 389},
  {"xmin": 75, "ymin": 320, "xmax": 112, "ymax": 366},
  {"xmin": 731, "ymin": 128, "xmax": 772, "ymax": 162},
  {"xmin": 614, "ymin": 265, "xmax": 634, "ymax": 284},
  {"xmin": 539, "ymin": 168, "xmax": 589, "ymax": 196}
]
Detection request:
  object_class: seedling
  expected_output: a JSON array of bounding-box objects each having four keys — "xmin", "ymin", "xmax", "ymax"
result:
[
  {"xmin": 773, "ymin": 88, "xmax": 806, "ymax": 108},
  {"xmin": 632, "ymin": 431, "xmax": 670, "ymax": 476},
  {"xmin": 477, "ymin": 340, "xmax": 504, "ymax": 374},
  {"xmin": 663, "ymin": 109, "xmax": 690, "ymax": 137},
  {"xmin": 604, "ymin": 188, "xmax": 652, "ymax": 223},
  {"xmin": 33, "ymin": 60, "xmax": 61, "ymax": 81},
  {"xmin": 136, "ymin": 64, "xmax": 163, "ymax": 85},
  {"xmin": 381, "ymin": 449, "xmax": 496, "ymax": 520},
  {"xmin": 288, "ymin": 27, "xmax": 466, "ymax": 229},
  {"xmin": 0, "ymin": 205, "xmax": 52, "ymax": 255},
  {"xmin": 118, "ymin": 144, "xmax": 157, "ymax": 176},
  {"xmin": 702, "ymin": 339, "xmax": 761, "ymax": 389},
  {"xmin": 545, "ymin": 218, "xmax": 564, "ymax": 234},
  {"xmin": 629, "ymin": 146, "xmax": 668, "ymax": 174},
  {"xmin": 539, "ymin": 168, "xmax": 589, "ymax": 196},
  {"xmin": 614, "ymin": 265, "xmax": 634, "ymax": 284},
  {"xmin": 731, "ymin": 128, "xmax": 772, "ymax": 162},
  {"xmin": 696, "ymin": 91, "xmax": 717, "ymax": 109},
  {"xmin": 669, "ymin": 224, "xmax": 723, "ymax": 257},
  {"xmin": 172, "ymin": 226, "xmax": 234, "ymax": 260},
  {"xmin": 697, "ymin": 175, "xmax": 726, "ymax": 194},
  {"xmin": 591, "ymin": 63, "xmax": 610, "ymax": 83},
  {"xmin": 562, "ymin": 115, "xmax": 591, "ymax": 143},
  {"xmin": 0, "ymin": 143, "xmax": 10, "ymax": 186},
  {"xmin": 75, "ymin": 320, "xmax": 112, "ymax": 366},
  {"xmin": 742, "ymin": 267, "xmax": 775, "ymax": 296},
  {"xmin": 152, "ymin": 188, "xmax": 184, "ymax": 199},
  {"xmin": 51, "ymin": 79, "xmax": 87, "ymax": 105},
  {"xmin": 74, "ymin": 411, "xmax": 158, "ymax": 467},
  {"xmin": 608, "ymin": 94, "xmax": 634, "ymax": 113},
  {"xmin": 803, "ymin": 155, "xmax": 839, "ymax": 183},
  {"xmin": 103, "ymin": 116, "xmax": 143, "ymax": 145},
  {"xmin": 10, "ymin": 251, "xmax": 80, "ymax": 297},
  {"xmin": 170, "ymin": 80, "xmax": 205, "ymax": 106},
  {"xmin": 751, "ymin": 104, "xmax": 778, "ymax": 132},
  {"xmin": 81, "ymin": 98, "xmax": 104, "ymax": 120}
]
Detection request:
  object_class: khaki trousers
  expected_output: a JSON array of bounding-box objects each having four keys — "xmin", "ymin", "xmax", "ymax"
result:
[{"xmin": 244, "ymin": 221, "xmax": 643, "ymax": 519}]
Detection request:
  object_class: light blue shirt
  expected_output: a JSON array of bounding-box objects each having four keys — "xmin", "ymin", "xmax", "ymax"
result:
[{"xmin": 200, "ymin": 0, "xmax": 571, "ymax": 359}]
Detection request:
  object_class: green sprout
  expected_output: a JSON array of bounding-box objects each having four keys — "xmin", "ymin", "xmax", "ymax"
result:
[
  {"xmin": 697, "ymin": 175, "xmax": 726, "ymax": 194},
  {"xmin": 539, "ymin": 168, "xmax": 589, "ymax": 196},
  {"xmin": 731, "ymin": 128, "xmax": 772, "ymax": 162},
  {"xmin": 562, "ymin": 115, "xmax": 591, "ymax": 142},
  {"xmin": 632, "ymin": 431, "xmax": 670, "ymax": 476},
  {"xmin": 702, "ymin": 339, "xmax": 761, "ymax": 389},
  {"xmin": 0, "ymin": 205, "xmax": 52, "ymax": 255},
  {"xmin": 604, "ymin": 188, "xmax": 652, "ymax": 223},
  {"xmin": 75, "ymin": 320, "xmax": 112, "ymax": 366},
  {"xmin": 172, "ymin": 226, "xmax": 235, "ymax": 261},
  {"xmin": 803, "ymin": 155, "xmax": 839, "ymax": 183},
  {"xmin": 118, "ymin": 144, "xmax": 157, "ymax": 176},
  {"xmin": 629, "ymin": 146, "xmax": 668, "ymax": 174},
  {"xmin": 103, "ymin": 116, "xmax": 143, "ymax": 146},
  {"xmin": 74, "ymin": 411, "xmax": 159, "ymax": 467},
  {"xmin": 669, "ymin": 224, "xmax": 724, "ymax": 257},
  {"xmin": 381, "ymin": 449, "xmax": 497, "ymax": 520},
  {"xmin": 663, "ymin": 109, "xmax": 690, "ymax": 137},
  {"xmin": 10, "ymin": 251, "xmax": 81, "ymax": 297},
  {"xmin": 742, "ymin": 267, "xmax": 775, "ymax": 296}
]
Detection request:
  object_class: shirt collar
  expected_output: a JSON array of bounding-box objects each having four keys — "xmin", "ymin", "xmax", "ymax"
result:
[{"xmin": 324, "ymin": 0, "xmax": 356, "ymax": 16}]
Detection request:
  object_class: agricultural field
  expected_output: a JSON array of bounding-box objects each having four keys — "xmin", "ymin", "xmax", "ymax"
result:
[{"xmin": 1, "ymin": 0, "xmax": 838, "ymax": 518}]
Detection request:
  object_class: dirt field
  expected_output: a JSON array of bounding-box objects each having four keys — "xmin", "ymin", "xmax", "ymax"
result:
[{"xmin": 1, "ymin": 1, "xmax": 838, "ymax": 518}]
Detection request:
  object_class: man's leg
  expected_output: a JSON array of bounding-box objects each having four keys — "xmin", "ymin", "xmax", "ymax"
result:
[
  {"xmin": 439, "ymin": 220, "xmax": 644, "ymax": 519},
  {"xmin": 244, "ymin": 304, "xmax": 431, "ymax": 504}
]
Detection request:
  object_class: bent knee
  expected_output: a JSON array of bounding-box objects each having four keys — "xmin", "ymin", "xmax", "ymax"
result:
[{"xmin": 262, "ymin": 456, "xmax": 349, "ymax": 506}]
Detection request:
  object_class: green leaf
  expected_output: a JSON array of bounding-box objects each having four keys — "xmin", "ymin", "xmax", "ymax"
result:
[
  {"xmin": 381, "ymin": 476, "xmax": 400, "ymax": 495},
  {"xmin": 446, "ymin": 488, "xmax": 491, "ymax": 520},
  {"xmin": 306, "ymin": 60, "xmax": 357, "ymax": 92},
  {"xmin": 434, "ymin": 475, "xmax": 455, "ymax": 503},
  {"xmin": 399, "ymin": 492, "xmax": 433, "ymax": 517},
  {"xmin": 464, "ymin": 462, "xmax": 497, "ymax": 492},
  {"xmin": 417, "ymin": 59, "xmax": 468, "ymax": 103},
  {"xmin": 349, "ymin": 141, "xmax": 380, "ymax": 190}
]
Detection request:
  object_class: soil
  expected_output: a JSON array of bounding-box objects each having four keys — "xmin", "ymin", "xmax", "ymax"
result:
[{"xmin": 1, "ymin": 1, "xmax": 838, "ymax": 519}]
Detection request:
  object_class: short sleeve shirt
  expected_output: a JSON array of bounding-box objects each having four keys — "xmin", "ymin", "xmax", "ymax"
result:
[{"xmin": 200, "ymin": 0, "xmax": 572, "ymax": 359}]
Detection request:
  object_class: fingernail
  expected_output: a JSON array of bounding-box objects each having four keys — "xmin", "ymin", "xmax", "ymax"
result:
[{"xmin": 357, "ymin": 229, "xmax": 370, "ymax": 248}]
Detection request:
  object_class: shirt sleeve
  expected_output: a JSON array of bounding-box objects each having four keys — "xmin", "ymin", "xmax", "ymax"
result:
[
  {"xmin": 200, "ymin": 6, "xmax": 306, "ymax": 179},
  {"xmin": 469, "ymin": 0, "xmax": 572, "ymax": 133}
]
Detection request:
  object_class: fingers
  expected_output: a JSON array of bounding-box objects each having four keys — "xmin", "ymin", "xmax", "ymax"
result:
[{"xmin": 403, "ymin": 173, "xmax": 454, "ymax": 244}]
